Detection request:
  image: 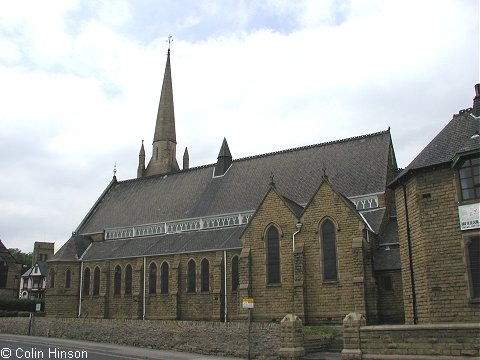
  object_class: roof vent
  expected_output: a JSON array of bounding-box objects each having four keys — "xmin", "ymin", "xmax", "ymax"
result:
[
  {"xmin": 214, "ymin": 138, "xmax": 232, "ymax": 177},
  {"xmin": 473, "ymin": 83, "xmax": 480, "ymax": 117}
]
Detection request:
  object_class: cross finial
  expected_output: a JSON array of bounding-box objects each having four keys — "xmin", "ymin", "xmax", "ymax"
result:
[
  {"xmin": 166, "ymin": 34, "xmax": 173, "ymax": 51},
  {"xmin": 322, "ymin": 165, "xmax": 328, "ymax": 179},
  {"xmin": 113, "ymin": 162, "xmax": 117, "ymax": 178},
  {"xmin": 269, "ymin": 172, "xmax": 275, "ymax": 186}
]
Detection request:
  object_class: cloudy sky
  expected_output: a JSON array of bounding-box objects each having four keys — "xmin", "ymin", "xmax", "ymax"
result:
[{"xmin": 1, "ymin": 0, "xmax": 478, "ymax": 253}]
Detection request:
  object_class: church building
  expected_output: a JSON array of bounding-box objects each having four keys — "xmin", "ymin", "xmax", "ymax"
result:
[{"xmin": 46, "ymin": 49, "xmax": 405, "ymax": 324}]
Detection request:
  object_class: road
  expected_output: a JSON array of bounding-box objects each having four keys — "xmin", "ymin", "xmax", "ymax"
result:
[{"xmin": 0, "ymin": 334, "xmax": 241, "ymax": 360}]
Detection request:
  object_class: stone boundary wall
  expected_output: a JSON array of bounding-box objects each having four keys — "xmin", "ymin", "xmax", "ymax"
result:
[
  {"xmin": 342, "ymin": 312, "xmax": 480, "ymax": 359},
  {"xmin": 0, "ymin": 317, "xmax": 280, "ymax": 359}
]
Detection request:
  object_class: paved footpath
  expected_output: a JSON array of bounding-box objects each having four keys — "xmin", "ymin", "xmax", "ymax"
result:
[{"xmin": 0, "ymin": 334, "xmax": 241, "ymax": 360}]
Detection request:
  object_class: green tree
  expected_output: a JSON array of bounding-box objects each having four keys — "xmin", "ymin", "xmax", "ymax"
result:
[{"xmin": 8, "ymin": 248, "xmax": 32, "ymax": 266}]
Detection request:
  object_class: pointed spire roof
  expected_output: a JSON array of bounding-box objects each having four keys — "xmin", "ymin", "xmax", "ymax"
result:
[
  {"xmin": 139, "ymin": 140, "xmax": 145, "ymax": 156},
  {"xmin": 217, "ymin": 138, "xmax": 232, "ymax": 158},
  {"xmin": 153, "ymin": 49, "xmax": 176, "ymax": 143}
]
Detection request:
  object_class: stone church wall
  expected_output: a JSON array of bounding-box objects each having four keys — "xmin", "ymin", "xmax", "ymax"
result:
[
  {"xmin": 376, "ymin": 269, "xmax": 405, "ymax": 324},
  {"xmin": 300, "ymin": 182, "xmax": 370, "ymax": 324}
]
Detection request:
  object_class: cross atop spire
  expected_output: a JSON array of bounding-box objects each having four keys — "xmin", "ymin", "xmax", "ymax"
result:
[{"xmin": 166, "ymin": 34, "xmax": 173, "ymax": 52}]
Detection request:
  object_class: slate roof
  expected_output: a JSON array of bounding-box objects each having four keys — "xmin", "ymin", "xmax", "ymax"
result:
[
  {"xmin": 374, "ymin": 246, "xmax": 401, "ymax": 271},
  {"xmin": 391, "ymin": 110, "xmax": 480, "ymax": 186},
  {"xmin": 78, "ymin": 130, "xmax": 392, "ymax": 235},
  {"xmin": 82, "ymin": 226, "xmax": 245, "ymax": 261},
  {"xmin": 49, "ymin": 234, "xmax": 91, "ymax": 262},
  {"xmin": 361, "ymin": 208, "xmax": 386, "ymax": 234},
  {"xmin": 22, "ymin": 261, "xmax": 48, "ymax": 277}
]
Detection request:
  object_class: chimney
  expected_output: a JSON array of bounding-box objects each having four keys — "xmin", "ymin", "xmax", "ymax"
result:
[{"xmin": 473, "ymin": 84, "xmax": 480, "ymax": 117}]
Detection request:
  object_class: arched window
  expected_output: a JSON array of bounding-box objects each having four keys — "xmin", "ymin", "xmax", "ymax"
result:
[
  {"xmin": 231, "ymin": 256, "xmax": 239, "ymax": 291},
  {"xmin": 187, "ymin": 259, "xmax": 196, "ymax": 293},
  {"xmin": 201, "ymin": 259, "xmax": 209, "ymax": 292},
  {"xmin": 83, "ymin": 267, "xmax": 90, "ymax": 296},
  {"xmin": 0, "ymin": 261, "xmax": 8, "ymax": 288},
  {"xmin": 161, "ymin": 262, "xmax": 169, "ymax": 294},
  {"xmin": 114, "ymin": 265, "xmax": 121, "ymax": 295},
  {"xmin": 266, "ymin": 226, "xmax": 280, "ymax": 284},
  {"xmin": 149, "ymin": 262, "xmax": 157, "ymax": 294},
  {"xmin": 65, "ymin": 269, "xmax": 71, "ymax": 288},
  {"xmin": 93, "ymin": 267, "xmax": 100, "ymax": 295},
  {"xmin": 125, "ymin": 264, "xmax": 132, "ymax": 295},
  {"xmin": 49, "ymin": 270, "xmax": 55, "ymax": 289},
  {"xmin": 321, "ymin": 219, "xmax": 338, "ymax": 281}
]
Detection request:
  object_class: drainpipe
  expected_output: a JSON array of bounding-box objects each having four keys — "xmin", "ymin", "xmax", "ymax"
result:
[
  {"xmin": 292, "ymin": 222, "xmax": 302, "ymax": 314},
  {"xmin": 143, "ymin": 257, "xmax": 146, "ymax": 320},
  {"xmin": 78, "ymin": 261, "xmax": 83, "ymax": 318},
  {"xmin": 224, "ymin": 250, "xmax": 227, "ymax": 323},
  {"xmin": 401, "ymin": 182, "xmax": 418, "ymax": 324}
]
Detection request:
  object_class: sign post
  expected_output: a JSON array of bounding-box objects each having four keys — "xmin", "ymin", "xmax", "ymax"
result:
[{"xmin": 242, "ymin": 298, "xmax": 254, "ymax": 360}]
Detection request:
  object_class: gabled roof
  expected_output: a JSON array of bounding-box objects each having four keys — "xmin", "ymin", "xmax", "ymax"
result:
[
  {"xmin": 0, "ymin": 240, "xmax": 18, "ymax": 263},
  {"xmin": 22, "ymin": 261, "xmax": 48, "ymax": 277},
  {"xmin": 390, "ymin": 110, "xmax": 479, "ymax": 186},
  {"xmin": 78, "ymin": 129, "xmax": 392, "ymax": 235}
]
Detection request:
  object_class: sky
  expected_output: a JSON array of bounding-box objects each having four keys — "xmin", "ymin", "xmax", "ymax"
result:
[{"xmin": 0, "ymin": 0, "xmax": 478, "ymax": 253}]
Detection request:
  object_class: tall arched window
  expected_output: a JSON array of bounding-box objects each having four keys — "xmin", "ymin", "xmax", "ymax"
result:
[
  {"xmin": 93, "ymin": 267, "xmax": 100, "ymax": 295},
  {"xmin": 149, "ymin": 262, "xmax": 157, "ymax": 294},
  {"xmin": 187, "ymin": 259, "xmax": 196, "ymax": 293},
  {"xmin": 125, "ymin": 264, "xmax": 132, "ymax": 295},
  {"xmin": 231, "ymin": 256, "xmax": 239, "ymax": 291},
  {"xmin": 266, "ymin": 226, "xmax": 280, "ymax": 284},
  {"xmin": 161, "ymin": 262, "xmax": 169, "ymax": 294},
  {"xmin": 114, "ymin": 265, "xmax": 121, "ymax": 295},
  {"xmin": 65, "ymin": 269, "xmax": 71, "ymax": 288},
  {"xmin": 321, "ymin": 219, "xmax": 338, "ymax": 281},
  {"xmin": 0, "ymin": 261, "xmax": 8, "ymax": 288},
  {"xmin": 83, "ymin": 267, "xmax": 90, "ymax": 296},
  {"xmin": 201, "ymin": 258, "xmax": 209, "ymax": 292},
  {"xmin": 49, "ymin": 270, "xmax": 55, "ymax": 289}
]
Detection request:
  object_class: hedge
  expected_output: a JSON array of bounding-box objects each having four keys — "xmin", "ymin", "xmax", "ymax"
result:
[{"xmin": 0, "ymin": 298, "xmax": 44, "ymax": 312}]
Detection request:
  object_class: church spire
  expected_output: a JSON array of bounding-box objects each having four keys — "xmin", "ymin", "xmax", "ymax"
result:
[
  {"xmin": 144, "ymin": 44, "xmax": 180, "ymax": 176},
  {"xmin": 153, "ymin": 48, "xmax": 176, "ymax": 143},
  {"xmin": 137, "ymin": 140, "xmax": 146, "ymax": 178}
]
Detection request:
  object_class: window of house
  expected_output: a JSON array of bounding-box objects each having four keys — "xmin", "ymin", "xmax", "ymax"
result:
[
  {"xmin": 321, "ymin": 219, "xmax": 338, "ymax": 281},
  {"xmin": 459, "ymin": 157, "xmax": 480, "ymax": 201},
  {"xmin": 160, "ymin": 262, "xmax": 169, "ymax": 294},
  {"xmin": 267, "ymin": 226, "xmax": 281, "ymax": 284},
  {"xmin": 65, "ymin": 269, "xmax": 71, "ymax": 289},
  {"xmin": 383, "ymin": 275, "xmax": 393, "ymax": 291},
  {"xmin": 0, "ymin": 261, "xmax": 7, "ymax": 289},
  {"xmin": 149, "ymin": 262, "xmax": 157, "ymax": 294},
  {"xmin": 201, "ymin": 259, "xmax": 209, "ymax": 292},
  {"xmin": 231, "ymin": 256, "xmax": 239, "ymax": 292},
  {"xmin": 93, "ymin": 267, "xmax": 100, "ymax": 296},
  {"xmin": 125, "ymin": 264, "xmax": 132, "ymax": 295},
  {"xmin": 187, "ymin": 259, "xmax": 196, "ymax": 293},
  {"xmin": 83, "ymin": 268, "xmax": 90, "ymax": 296},
  {"xmin": 114, "ymin": 265, "xmax": 121, "ymax": 295},
  {"xmin": 49, "ymin": 270, "xmax": 55, "ymax": 289},
  {"xmin": 466, "ymin": 236, "xmax": 480, "ymax": 300}
]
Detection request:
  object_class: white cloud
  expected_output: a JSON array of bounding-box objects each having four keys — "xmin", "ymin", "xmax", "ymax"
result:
[{"xmin": 0, "ymin": 0, "xmax": 477, "ymax": 252}]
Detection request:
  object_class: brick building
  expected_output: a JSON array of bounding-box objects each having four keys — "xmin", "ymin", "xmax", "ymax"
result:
[
  {"xmin": 390, "ymin": 85, "xmax": 480, "ymax": 324},
  {"xmin": 46, "ymin": 49, "xmax": 405, "ymax": 324}
]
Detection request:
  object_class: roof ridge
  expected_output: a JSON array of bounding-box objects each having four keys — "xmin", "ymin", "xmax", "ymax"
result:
[
  {"xmin": 234, "ymin": 129, "xmax": 390, "ymax": 163},
  {"xmin": 117, "ymin": 128, "xmax": 390, "ymax": 185}
]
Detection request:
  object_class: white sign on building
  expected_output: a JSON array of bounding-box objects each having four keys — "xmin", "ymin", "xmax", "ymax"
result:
[{"xmin": 458, "ymin": 203, "xmax": 480, "ymax": 230}]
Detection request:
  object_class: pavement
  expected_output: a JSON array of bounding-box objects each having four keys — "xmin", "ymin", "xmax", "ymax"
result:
[{"xmin": 0, "ymin": 334, "xmax": 241, "ymax": 360}]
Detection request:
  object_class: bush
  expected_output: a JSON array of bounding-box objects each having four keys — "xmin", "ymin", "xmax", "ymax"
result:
[{"xmin": 0, "ymin": 298, "xmax": 44, "ymax": 312}]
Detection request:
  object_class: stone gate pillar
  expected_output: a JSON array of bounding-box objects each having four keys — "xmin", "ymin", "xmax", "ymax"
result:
[
  {"xmin": 341, "ymin": 312, "xmax": 365, "ymax": 360},
  {"xmin": 278, "ymin": 313, "xmax": 305, "ymax": 359}
]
